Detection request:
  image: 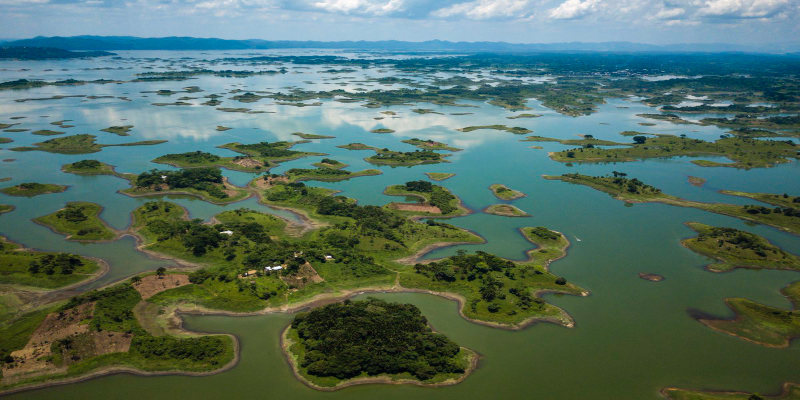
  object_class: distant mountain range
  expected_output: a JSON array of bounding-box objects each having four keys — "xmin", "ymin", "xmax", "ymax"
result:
[
  {"xmin": 1, "ymin": 36, "xmax": 800, "ymax": 54},
  {"xmin": 0, "ymin": 47, "xmax": 114, "ymax": 60}
]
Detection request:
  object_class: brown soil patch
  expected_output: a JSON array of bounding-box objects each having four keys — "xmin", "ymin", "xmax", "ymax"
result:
[
  {"xmin": 233, "ymin": 157, "xmax": 263, "ymax": 168},
  {"xmin": 388, "ymin": 203, "xmax": 442, "ymax": 214},
  {"xmin": 254, "ymin": 175, "xmax": 289, "ymax": 189},
  {"xmin": 280, "ymin": 262, "xmax": 324, "ymax": 289},
  {"xmin": 2, "ymin": 303, "xmax": 95, "ymax": 382},
  {"xmin": 133, "ymin": 274, "xmax": 190, "ymax": 299}
]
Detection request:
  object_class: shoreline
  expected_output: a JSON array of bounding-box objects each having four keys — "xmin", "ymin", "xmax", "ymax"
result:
[{"xmin": 279, "ymin": 325, "xmax": 479, "ymax": 391}]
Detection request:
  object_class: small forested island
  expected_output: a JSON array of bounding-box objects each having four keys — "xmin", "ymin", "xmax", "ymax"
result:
[
  {"xmin": 61, "ymin": 159, "xmax": 118, "ymax": 175},
  {"xmin": 153, "ymin": 150, "xmax": 270, "ymax": 172},
  {"xmin": 292, "ymin": 132, "xmax": 335, "ymax": 139},
  {"xmin": 282, "ymin": 298, "xmax": 477, "ymax": 390},
  {"xmin": 284, "ymin": 167, "xmax": 382, "ymax": 182},
  {"xmin": 0, "ymin": 236, "xmax": 102, "ymax": 289},
  {"xmin": 384, "ymin": 180, "xmax": 468, "ymax": 217},
  {"xmin": 312, "ymin": 158, "xmax": 346, "ymax": 169},
  {"xmin": 402, "ymin": 138, "xmax": 462, "ymax": 151},
  {"xmin": 338, "ymin": 143, "xmax": 449, "ymax": 166},
  {"xmin": 0, "ymin": 182, "xmax": 67, "ymax": 197},
  {"xmin": 370, "ymin": 128, "xmax": 395, "ymax": 133},
  {"xmin": 490, "ymin": 184, "xmax": 525, "ymax": 200},
  {"xmin": 522, "ymin": 135, "xmax": 623, "ymax": 146},
  {"xmin": 9, "ymin": 134, "xmax": 166, "ymax": 154},
  {"xmin": 0, "ymin": 205, "xmax": 13, "ymax": 214},
  {"xmin": 100, "ymin": 125, "xmax": 133, "ymax": 136},
  {"xmin": 547, "ymin": 134, "xmax": 799, "ymax": 169},
  {"xmin": 484, "ymin": 204, "xmax": 530, "ymax": 217},
  {"xmin": 122, "ymin": 167, "xmax": 249, "ymax": 204},
  {"xmin": 682, "ymin": 223, "xmax": 800, "ymax": 272},
  {"xmin": 695, "ymin": 281, "xmax": 800, "ymax": 348},
  {"xmin": 544, "ymin": 173, "xmax": 800, "ymax": 235},
  {"xmin": 34, "ymin": 202, "xmax": 117, "ymax": 241}
]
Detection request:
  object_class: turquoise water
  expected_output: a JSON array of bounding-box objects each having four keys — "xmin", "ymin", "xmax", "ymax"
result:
[{"xmin": 1, "ymin": 51, "xmax": 799, "ymax": 399}]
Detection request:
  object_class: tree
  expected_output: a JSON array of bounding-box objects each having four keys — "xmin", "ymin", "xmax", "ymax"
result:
[
  {"xmin": 131, "ymin": 276, "xmax": 142, "ymax": 285},
  {"xmin": 632, "ymin": 136, "xmax": 647, "ymax": 144},
  {"xmin": 156, "ymin": 267, "xmax": 166, "ymax": 278},
  {"xmin": 555, "ymin": 277, "xmax": 567, "ymax": 285}
]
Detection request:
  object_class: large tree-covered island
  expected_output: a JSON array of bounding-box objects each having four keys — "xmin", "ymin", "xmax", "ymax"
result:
[{"xmin": 282, "ymin": 298, "xmax": 477, "ymax": 390}]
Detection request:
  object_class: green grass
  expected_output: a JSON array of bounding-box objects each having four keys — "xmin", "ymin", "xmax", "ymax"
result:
[
  {"xmin": 0, "ymin": 236, "xmax": 101, "ymax": 289},
  {"xmin": 484, "ymin": 204, "xmax": 530, "ymax": 217},
  {"xmin": 489, "ymin": 184, "xmax": 525, "ymax": 200},
  {"xmin": 682, "ymin": 222, "xmax": 800, "ymax": 272},
  {"xmin": 698, "ymin": 281, "xmax": 800, "ymax": 348},
  {"xmin": 34, "ymin": 202, "xmax": 117, "ymax": 241},
  {"xmin": 285, "ymin": 167, "xmax": 382, "ymax": 183},
  {"xmin": 0, "ymin": 304, "xmax": 61, "ymax": 361},
  {"xmin": 338, "ymin": 143, "xmax": 450, "ymax": 166},
  {"xmin": 370, "ymin": 128, "xmax": 395, "ymax": 134},
  {"xmin": 384, "ymin": 184, "xmax": 468, "ymax": 217},
  {"xmin": 720, "ymin": 191, "xmax": 800, "ymax": 208},
  {"xmin": 0, "ymin": 205, "xmax": 14, "ymax": 214},
  {"xmin": 0, "ymin": 182, "xmax": 67, "ymax": 197},
  {"xmin": 152, "ymin": 151, "xmax": 269, "ymax": 173}
]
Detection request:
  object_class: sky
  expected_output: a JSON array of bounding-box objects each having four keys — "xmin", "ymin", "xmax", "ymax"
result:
[{"xmin": 1, "ymin": 0, "xmax": 798, "ymax": 45}]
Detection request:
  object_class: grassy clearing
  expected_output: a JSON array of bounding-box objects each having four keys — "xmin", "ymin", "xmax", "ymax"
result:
[
  {"xmin": 425, "ymin": 172, "xmax": 455, "ymax": 181},
  {"xmin": 484, "ymin": 204, "xmax": 530, "ymax": 217},
  {"xmin": 384, "ymin": 182, "xmax": 468, "ymax": 217},
  {"xmin": 34, "ymin": 202, "xmax": 117, "ymax": 241},
  {"xmin": 402, "ymin": 138, "xmax": 462, "ymax": 152}
]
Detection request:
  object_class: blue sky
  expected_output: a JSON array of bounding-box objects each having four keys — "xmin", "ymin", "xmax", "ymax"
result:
[{"xmin": 1, "ymin": 0, "xmax": 798, "ymax": 45}]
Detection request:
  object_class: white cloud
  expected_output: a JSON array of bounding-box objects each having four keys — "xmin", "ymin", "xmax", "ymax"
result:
[
  {"xmin": 312, "ymin": 0, "xmax": 403, "ymax": 15},
  {"xmin": 548, "ymin": 0, "xmax": 600, "ymax": 19},
  {"xmin": 697, "ymin": 0, "xmax": 789, "ymax": 19},
  {"xmin": 654, "ymin": 6, "xmax": 685, "ymax": 19},
  {"xmin": 431, "ymin": 0, "xmax": 532, "ymax": 20}
]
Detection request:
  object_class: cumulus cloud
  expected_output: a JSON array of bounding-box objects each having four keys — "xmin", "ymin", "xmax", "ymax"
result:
[
  {"xmin": 431, "ymin": 0, "xmax": 532, "ymax": 20},
  {"xmin": 311, "ymin": 0, "xmax": 403, "ymax": 15},
  {"xmin": 654, "ymin": 6, "xmax": 685, "ymax": 19},
  {"xmin": 547, "ymin": 0, "xmax": 600, "ymax": 19},
  {"xmin": 697, "ymin": 0, "xmax": 789, "ymax": 19}
]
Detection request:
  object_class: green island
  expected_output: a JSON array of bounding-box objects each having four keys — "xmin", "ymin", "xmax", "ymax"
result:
[
  {"xmin": 152, "ymin": 151, "xmax": 270, "ymax": 173},
  {"xmin": 484, "ymin": 204, "xmax": 530, "ymax": 217},
  {"xmin": 720, "ymin": 191, "xmax": 800, "ymax": 209},
  {"xmin": 61, "ymin": 159, "xmax": 120, "ymax": 176},
  {"xmin": 9, "ymin": 134, "xmax": 167, "ymax": 154},
  {"xmin": 292, "ymin": 132, "xmax": 335, "ymax": 139},
  {"xmin": 100, "ymin": 125, "xmax": 133, "ymax": 136},
  {"xmin": 0, "ymin": 183, "xmax": 68, "ymax": 197},
  {"xmin": 636, "ymin": 113, "xmax": 695, "ymax": 125},
  {"xmin": 337, "ymin": 143, "xmax": 449, "ymax": 166},
  {"xmin": 547, "ymin": 134, "xmax": 799, "ymax": 169},
  {"xmin": 695, "ymin": 281, "xmax": 800, "ymax": 348},
  {"xmin": 311, "ymin": 158, "xmax": 346, "ymax": 169},
  {"xmin": 507, "ymin": 113, "xmax": 541, "ymax": 119},
  {"xmin": 282, "ymin": 298, "xmax": 476, "ymax": 390},
  {"xmin": 663, "ymin": 383, "xmax": 800, "ymax": 400},
  {"xmin": 31, "ymin": 130, "xmax": 64, "ymax": 136},
  {"xmin": 384, "ymin": 181, "xmax": 469, "ymax": 217},
  {"xmin": 0, "ymin": 138, "xmax": 12, "ymax": 144},
  {"xmin": 0, "ymin": 205, "xmax": 13, "ymax": 214},
  {"xmin": 681, "ymin": 222, "xmax": 800, "ymax": 272},
  {"xmin": 218, "ymin": 141, "xmax": 324, "ymax": 166},
  {"xmin": 689, "ymin": 176, "xmax": 707, "ymax": 186},
  {"xmin": 542, "ymin": 173, "xmax": 800, "ymax": 235},
  {"xmin": 370, "ymin": 128, "xmax": 395, "ymax": 134},
  {"xmin": 121, "ymin": 167, "xmax": 250, "ymax": 204},
  {"xmin": 0, "ymin": 236, "xmax": 102, "ymax": 289},
  {"xmin": 401, "ymin": 226, "xmax": 585, "ymax": 328},
  {"xmin": 33, "ymin": 202, "xmax": 118, "ymax": 241},
  {"xmin": 457, "ymin": 125, "xmax": 532, "ymax": 134},
  {"xmin": 402, "ymin": 138, "xmax": 462, "ymax": 152},
  {"xmin": 490, "ymin": 184, "xmax": 525, "ymax": 200},
  {"xmin": 284, "ymin": 167, "xmax": 382, "ymax": 182},
  {"xmin": 425, "ymin": 172, "xmax": 455, "ymax": 181},
  {"xmin": 522, "ymin": 134, "xmax": 624, "ymax": 146}
]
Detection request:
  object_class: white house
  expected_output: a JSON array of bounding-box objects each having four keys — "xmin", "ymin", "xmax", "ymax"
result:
[{"xmin": 325, "ymin": 255, "xmax": 334, "ymax": 261}]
